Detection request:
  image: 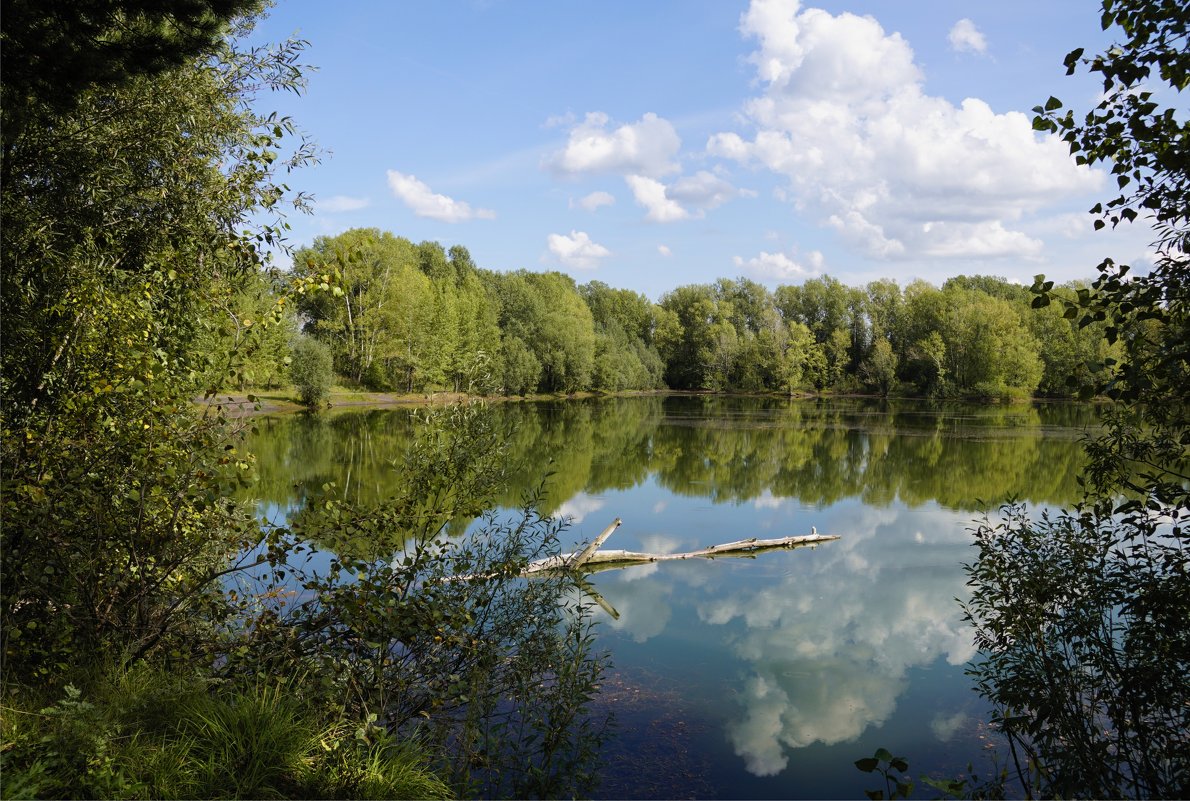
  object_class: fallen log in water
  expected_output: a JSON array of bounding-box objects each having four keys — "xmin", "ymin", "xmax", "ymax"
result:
[
  {"xmin": 440, "ymin": 520, "xmax": 838, "ymax": 584},
  {"xmin": 524, "ymin": 523, "xmax": 839, "ymax": 576}
]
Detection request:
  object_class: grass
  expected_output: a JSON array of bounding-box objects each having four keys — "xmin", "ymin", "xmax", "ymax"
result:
[{"xmin": 1, "ymin": 662, "xmax": 451, "ymax": 800}]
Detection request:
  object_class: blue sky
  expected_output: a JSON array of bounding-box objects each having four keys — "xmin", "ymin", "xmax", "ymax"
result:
[{"xmin": 248, "ymin": 0, "xmax": 1154, "ymax": 300}]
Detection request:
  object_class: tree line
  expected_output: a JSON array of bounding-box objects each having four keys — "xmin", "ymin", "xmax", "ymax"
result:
[{"xmin": 278, "ymin": 228, "xmax": 1120, "ymax": 401}]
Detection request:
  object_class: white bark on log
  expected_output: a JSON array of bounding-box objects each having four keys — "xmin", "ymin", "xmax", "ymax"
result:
[
  {"xmin": 523, "ymin": 531, "xmax": 839, "ymax": 575},
  {"xmin": 439, "ymin": 521, "xmax": 838, "ymax": 582},
  {"xmin": 568, "ymin": 518, "xmax": 622, "ymax": 568}
]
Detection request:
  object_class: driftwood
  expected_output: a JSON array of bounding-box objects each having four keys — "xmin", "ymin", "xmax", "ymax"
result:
[
  {"xmin": 524, "ymin": 521, "xmax": 839, "ymax": 576},
  {"xmin": 441, "ymin": 520, "xmax": 837, "ymax": 594}
]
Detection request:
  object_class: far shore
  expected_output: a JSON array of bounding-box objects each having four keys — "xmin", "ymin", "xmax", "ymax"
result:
[{"xmin": 196, "ymin": 386, "xmax": 1095, "ymax": 418}]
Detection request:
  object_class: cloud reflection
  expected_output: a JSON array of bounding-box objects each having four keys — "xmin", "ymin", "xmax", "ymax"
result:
[{"xmin": 699, "ymin": 505, "xmax": 977, "ymax": 776}]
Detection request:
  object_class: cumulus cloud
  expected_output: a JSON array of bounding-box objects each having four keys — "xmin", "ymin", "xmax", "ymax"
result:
[
  {"xmin": 318, "ymin": 194, "xmax": 370, "ymax": 213},
  {"xmin": 548, "ymin": 111, "xmax": 681, "ymax": 177},
  {"xmin": 386, "ymin": 170, "xmax": 496, "ymax": 222},
  {"xmin": 733, "ymin": 248, "xmax": 823, "ymax": 281},
  {"xmin": 624, "ymin": 170, "xmax": 744, "ymax": 223},
  {"xmin": 657, "ymin": 245, "xmax": 673, "ymax": 258},
  {"xmin": 948, "ymin": 18, "xmax": 988, "ymax": 54},
  {"xmin": 546, "ymin": 230, "xmax": 612, "ymax": 269},
  {"xmin": 709, "ymin": 0, "xmax": 1100, "ymax": 262},
  {"xmin": 574, "ymin": 190, "xmax": 616, "ymax": 211},
  {"xmin": 626, "ymin": 175, "xmax": 689, "ymax": 222},
  {"xmin": 668, "ymin": 170, "xmax": 740, "ymax": 210}
]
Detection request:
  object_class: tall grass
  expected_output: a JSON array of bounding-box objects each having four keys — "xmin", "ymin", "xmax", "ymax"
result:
[{"xmin": 0, "ymin": 662, "xmax": 450, "ymax": 800}]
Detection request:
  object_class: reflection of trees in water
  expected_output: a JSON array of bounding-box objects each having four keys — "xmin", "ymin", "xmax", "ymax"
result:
[{"xmin": 241, "ymin": 397, "xmax": 1094, "ymax": 521}]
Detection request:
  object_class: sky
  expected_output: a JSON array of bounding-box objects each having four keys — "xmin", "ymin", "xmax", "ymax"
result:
[{"xmin": 247, "ymin": 0, "xmax": 1158, "ymax": 300}]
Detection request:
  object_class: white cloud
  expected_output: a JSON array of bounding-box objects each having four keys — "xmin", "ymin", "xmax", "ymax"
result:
[
  {"xmin": 668, "ymin": 170, "xmax": 739, "ymax": 210},
  {"xmin": 948, "ymin": 18, "xmax": 988, "ymax": 54},
  {"xmin": 626, "ymin": 175, "xmax": 689, "ymax": 222},
  {"xmin": 548, "ymin": 111, "xmax": 681, "ymax": 177},
  {"xmin": 625, "ymin": 170, "xmax": 744, "ymax": 223},
  {"xmin": 555, "ymin": 492, "xmax": 605, "ymax": 525},
  {"xmin": 386, "ymin": 170, "xmax": 496, "ymax": 222},
  {"xmin": 733, "ymin": 248, "xmax": 823, "ymax": 281},
  {"xmin": 657, "ymin": 245, "xmax": 673, "ymax": 258},
  {"xmin": 752, "ymin": 490, "xmax": 786, "ymax": 510},
  {"xmin": 710, "ymin": 0, "xmax": 1100, "ymax": 262},
  {"xmin": 546, "ymin": 230, "xmax": 612, "ymax": 269},
  {"xmin": 319, "ymin": 194, "xmax": 370, "ymax": 213},
  {"xmin": 574, "ymin": 190, "xmax": 616, "ymax": 211}
]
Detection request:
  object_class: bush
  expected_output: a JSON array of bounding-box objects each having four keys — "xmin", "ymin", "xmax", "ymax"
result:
[{"xmin": 290, "ymin": 336, "xmax": 334, "ymax": 408}]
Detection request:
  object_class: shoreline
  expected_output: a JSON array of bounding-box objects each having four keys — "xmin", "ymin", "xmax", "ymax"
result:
[{"xmin": 198, "ymin": 387, "xmax": 1097, "ymax": 418}]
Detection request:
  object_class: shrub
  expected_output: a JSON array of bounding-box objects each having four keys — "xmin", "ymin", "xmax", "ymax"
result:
[{"xmin": 290, "ymin": 336, "xmax": 334, "ymax": 408}]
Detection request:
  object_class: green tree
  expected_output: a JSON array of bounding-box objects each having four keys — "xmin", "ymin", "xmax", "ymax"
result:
[
  {"xmin": 0, "ymin": 0, "xmax": 258, "ymax": 151},
  {"xmin": 1, "ymin": 8, "xmax": 609, "ymax": 797},
  {"xmin": 965, "ymin": 1, "xmax": 1189, "ymax": 796},
  {"xmin": 1, "ymin": 8, "xmax": 316, "ymax": 679},
  {"xmin": 500, "ymin": 334, "xmax": 543, "ymax": 395},
  {"xmin": 294, "ymin": 229, "xmax": 433, "ymax": 389},
  {"xmin": 658, "ymin": 284, "xmax": 718, "ymax": 389},
  {"xmin": 861, "ymin": 338, "xmax": 898, "ymax": 397},
  {"xmin": 196, "ymin": 265, "xmax": 296, "ymax": 391},
  {"xmin": 940, "ymin": 287, "xmax": 1043, "ymax": 397},
  {"xmin": 290, "ymin": 335, "xmax": 333, "ymax": 408},
  {"xmin": 581, "ymin": 280, "xmax": 664, "ymax": 392}
]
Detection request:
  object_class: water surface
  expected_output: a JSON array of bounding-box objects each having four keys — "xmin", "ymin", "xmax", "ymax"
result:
[{"xmin": 243, "ymin": 396, "xmax": 1095, "ymax": 798}]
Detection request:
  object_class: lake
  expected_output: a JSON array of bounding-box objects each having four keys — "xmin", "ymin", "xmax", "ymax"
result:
[{"xmin": 241, "ymin": 395, "xmax": 1097, "ymax": 799}]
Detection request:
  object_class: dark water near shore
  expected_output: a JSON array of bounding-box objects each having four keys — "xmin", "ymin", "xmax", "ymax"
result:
[{"xmin": 242, "ymin": 395, "xmax": 1097, "ymax": 798}]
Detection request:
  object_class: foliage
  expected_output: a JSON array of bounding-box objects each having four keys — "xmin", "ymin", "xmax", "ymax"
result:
[
  {"xmin": 855, "ymin": 748, "xmax": 1010, "ymax": 801},
  {"xmin": 290, "ymin": 334, "xmax": 334, "ymax": 408},
  {"xmin": 861, "ymin": 338, "xmax": 898, "ymax": 396},
  {"xmin": 228, "ymin": 403, "xmax": 611, "ymax": 798},
  {"xmin": 270, "ymin": 221, "xmax": 1131, "ymax": 400},
  {"xmin": 959, "ymin": 1, "xmax": 1190, "ymax": 797},
  {"xmin": 2, "ymin": 4, "xmax": 608, "ymax": 798},
  {"xmin": 966, "ymin": 501, "xmax": 1189, "ymax": 798},
  {"xmin": 854, "ymin": 747, "xmax": 913, "ymax": 800},
  {"xmin": 0, "ymin": 663, "xmax": 450, "ymax": 800},
  {"xmin": 0, "ymin": 5, "xmax": 313, "ymax": 682},
  {"xmin": 0, "ymin": 0, "xmax": 260, "ymax": 140}
]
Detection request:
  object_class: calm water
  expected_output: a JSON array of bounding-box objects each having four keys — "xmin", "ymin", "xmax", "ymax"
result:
[{"xmin": 242, "ymin": 396, "xmax": 1097, "ymax": 799}]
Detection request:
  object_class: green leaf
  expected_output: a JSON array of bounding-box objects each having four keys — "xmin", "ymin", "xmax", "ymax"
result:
[
  {"xmin": 855, "ymin": 758, "xmax": 880, "ymax": 773},
  {"xmin": 1045, "ymin": 95, "xmax": 1063, "ymax": 111},
  {"xmin": 874, "ymin": 747, "xmax": 894, "ymax": 762}
]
